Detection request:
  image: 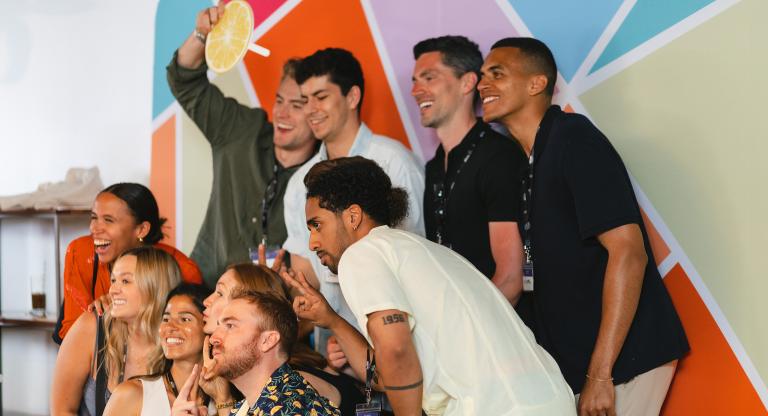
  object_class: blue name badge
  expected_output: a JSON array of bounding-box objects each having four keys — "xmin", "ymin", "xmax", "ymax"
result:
[{"xmin": 523, "ymin": 262, "xmax": 534, "ymax": 292}]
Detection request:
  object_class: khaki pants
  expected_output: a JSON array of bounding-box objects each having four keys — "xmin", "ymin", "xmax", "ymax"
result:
[{"xmin": 575, "ymin": 360, "xmax": 677, "ymax": 416}]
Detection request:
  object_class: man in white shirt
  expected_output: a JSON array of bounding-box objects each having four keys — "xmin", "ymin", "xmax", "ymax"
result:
[
  {"xmin": 282, "ymin": 48, "xmax": 425, "ymax": 351},
  {"xmin": 282, "ymin": 156, "xmax": 575, "ymax": 416}
]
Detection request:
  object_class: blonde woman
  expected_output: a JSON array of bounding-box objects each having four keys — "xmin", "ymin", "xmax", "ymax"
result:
[{"xmin": 51, "ymin": 246, "xmax": 181, "ymax": 416}]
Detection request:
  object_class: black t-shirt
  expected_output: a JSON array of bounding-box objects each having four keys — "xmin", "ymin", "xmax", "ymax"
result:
[
  {"xmin": 424, "ymin": 120, "xmax": 526, "ymax": 277},
  {"xmin": 517, "ymin": 105, "xmax": 689, "ymax": 393}
]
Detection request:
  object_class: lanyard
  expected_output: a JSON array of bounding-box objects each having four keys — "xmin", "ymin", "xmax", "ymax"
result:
[
  {"xmin": 260, "ymin": 162, "xmax": 280, "ymax": 245},
  {"xmin": 433, "ymin": 130, "xmax": 484, "ymax": 246},
  {"xmin": 522, "ymin": 150, "xmax": 534, "ymax": 264},
  {"xmin": 365, "ymin": 348, "xmax": 376, "ymax": 404}
]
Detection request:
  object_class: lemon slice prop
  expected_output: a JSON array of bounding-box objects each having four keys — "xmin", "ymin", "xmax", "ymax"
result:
[{"xmin": 205, "ymin": 0, "xmax": 270, "ymax": 73}]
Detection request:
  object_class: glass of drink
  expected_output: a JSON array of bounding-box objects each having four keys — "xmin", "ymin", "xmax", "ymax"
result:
[{"xmin": 30, "ymin": 273, "xmax": 46, "ymax": 318}]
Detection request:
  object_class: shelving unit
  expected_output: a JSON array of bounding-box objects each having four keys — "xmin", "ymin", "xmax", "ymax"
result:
[{"xmin": 0, "ymin": 208, "xmax": 90, "ymax": 411}]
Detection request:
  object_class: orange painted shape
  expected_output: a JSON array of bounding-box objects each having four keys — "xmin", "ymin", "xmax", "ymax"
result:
[
  {"xmin": 640, "ymin": 208, "xmax": 670, "ymax": 266},
  {"xmin": 564, "ymin": 104, "xmax": 575, "ymax": 113},
  {"xmin": 661, "ymin": 264, "xmax": 767, "ymax": 415},
  {"xmin": 242, "ymin": 0, "xmax": 409, "ymax": 148},
  {"xmin": 150, "ymin": 115, "xmax": 176, "ymax": 248}
]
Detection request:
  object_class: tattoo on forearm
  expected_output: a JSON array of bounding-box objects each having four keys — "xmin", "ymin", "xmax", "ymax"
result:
[
  {"xmin": 381, "ymin": 313, "xmax": 406, "ymax": 325},
  {"xmin": 384, "ymin": 379, "xmax": 423, "ymax": 391}
]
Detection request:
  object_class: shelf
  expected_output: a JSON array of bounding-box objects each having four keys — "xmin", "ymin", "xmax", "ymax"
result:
[
  {"xmin": 0, "ymin": 312, "xmax": 56, "ymax": 328},
  {"xmin": 0, "ymin": 208, "xmax": 91, "ymax": 219}
]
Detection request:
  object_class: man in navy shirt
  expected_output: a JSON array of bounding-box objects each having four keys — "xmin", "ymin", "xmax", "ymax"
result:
[
  {"xmin": 478, "ymin": 37, "xmax": 689, "ymax": 416},
  {"xmin": 412, "ymin": 35, "xmax": 526, "ymax": 304}
]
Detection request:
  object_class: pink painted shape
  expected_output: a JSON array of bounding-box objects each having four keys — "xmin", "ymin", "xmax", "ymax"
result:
[
  {"xmin": 242, "ymin": 0, "xmax": 286, "ymax": 28},
  {"xmin": 368, "ymin": 0, "xmax": 521, "ymax": 160}
]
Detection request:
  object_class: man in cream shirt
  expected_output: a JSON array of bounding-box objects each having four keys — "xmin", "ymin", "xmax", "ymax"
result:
[
  {"xmin": 283, "ymin": 156, "xmax": 574, "ymax": 416},
  {"xmin": 282, "ymin": 48, "xmax": 425, "ymax": 351}
]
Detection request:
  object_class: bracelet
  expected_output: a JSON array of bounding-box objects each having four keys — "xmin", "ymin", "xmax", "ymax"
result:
[
  {"xmin": 586, "ymin": 374, "xmax": 614, "ymax": 383},
  {"xmin": 215, "ymin": 401, "xmax": 235, "ymax": 409},
  {"xmin": 193, "ymin": 29, "xmax": 207, "ymax": 44}
]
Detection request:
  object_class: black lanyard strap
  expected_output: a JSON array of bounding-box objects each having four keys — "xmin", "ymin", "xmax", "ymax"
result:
[{"xmin": 260, "ymin": 161, "xmax": 280, "ymax": 245}]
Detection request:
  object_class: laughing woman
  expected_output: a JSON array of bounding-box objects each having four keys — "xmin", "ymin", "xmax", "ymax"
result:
[
  {"xmin": 103, "ymin": 283, "xmax": 212, "ymax": 416},
  {"xmin": 51, "ymin": 246, "xmax": 181, "ymax": 416},
  {"xmin": 56, "ymin": 182, "xmax": 202, "ymax": 342}
]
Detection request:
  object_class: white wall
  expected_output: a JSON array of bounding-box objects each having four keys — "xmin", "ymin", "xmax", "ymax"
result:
[{"xmin": 0, "ymin": 1, "xmax": 158, "ymax": 413}]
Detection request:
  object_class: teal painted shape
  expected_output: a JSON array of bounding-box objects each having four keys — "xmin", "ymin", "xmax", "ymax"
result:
[
  {"xmin": 153, "ymin": 0, "xmax": 212, "ymax": 119},
  {"xmin": 507, "ymin": 0, "xmax": 624, "ymax": 82},
  {"xmin": 591, "ymin": 0, "xmax": 714, "ymax": 73}
]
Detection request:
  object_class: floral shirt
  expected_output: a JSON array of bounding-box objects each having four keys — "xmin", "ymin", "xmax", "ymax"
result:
[{"xmin": 231, "ymin": 363, "xmax": 340, "ymax": 416}]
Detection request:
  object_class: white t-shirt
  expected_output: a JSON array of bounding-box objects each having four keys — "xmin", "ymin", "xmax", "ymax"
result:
[
  {"xmin": 140, "ymin": 377, "xmax": 171, "ymax": 416},
  {"xmin": 282, "ymin": 123, "xmax": 425, "ymax": 334},
  {"xmin": 338, "ymin": 226, "xmax": 575, "ymax": 416}
]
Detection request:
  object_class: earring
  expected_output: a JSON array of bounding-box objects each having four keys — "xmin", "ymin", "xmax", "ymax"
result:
[
  {"xmin": 138, "ymin": 236, "xmax": 144, "ymax": 243},
  {"xmin": 353, "ymin": 223, "xmax": 359, "ymax": 231}
]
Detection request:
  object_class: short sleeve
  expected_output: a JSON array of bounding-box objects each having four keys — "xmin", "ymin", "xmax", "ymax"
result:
[
  {"xmin": 479, "ymin": 146, "xmax": 524, "ymax": 222},
  {"xmin": 337, "ymin": 240, "xmax": 415, "ymax": 336},
  {"xmin": 563, "ymin": 120, "xmax": 641, "ymax": 239}
]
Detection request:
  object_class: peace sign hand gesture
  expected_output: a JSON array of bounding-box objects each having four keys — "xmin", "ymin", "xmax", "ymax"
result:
[
  {"xmin": 279, "ymin": 269, "xmax": 339, "ymax": 329},
  {"xmin": 171, "ymin": 364, "xmax": 207, "ymax": 416}
]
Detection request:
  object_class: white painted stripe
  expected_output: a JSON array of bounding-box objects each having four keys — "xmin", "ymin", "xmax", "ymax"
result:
[
  {"xmin": 656, "ymin": 250, "xmax": 677, "ymax": 277},
  {"xmin": 569, "ymin": 0, "xmax": 637, "ymax": 86},
  {"xmin": 152, "ymin": 102, "xmax": 180, "ymax": 131},
  {"xmin": 236, "ymin": 59, "xmax": 261, "ymax": 107},
  {"xmin": 251, "ymin": 0, "xmax": 302, "ymax": 42},
  {"xmin": 493, "ymin": 0, "xmax": 534, "ymax": 37},
  {"xmin": 630, "ymin": 175, "xmax": 768, "ymax": 407},
  {"xmin": 576, "ymin": 0, "xmax": 741, "ymax": 95},
  {"xmin": 359, "ymin": 0, "xmax": 425, "ymax": 163}
]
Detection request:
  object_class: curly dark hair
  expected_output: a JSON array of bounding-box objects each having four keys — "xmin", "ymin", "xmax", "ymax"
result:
[{"xmin": 304, "ymin": 156, "xmax": 409, "ymax": 228}]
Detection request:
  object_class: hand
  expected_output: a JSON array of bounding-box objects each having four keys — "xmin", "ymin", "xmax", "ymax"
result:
[
  {"xmin": 171, "ymin": 364, "xmax": 207, "ymax": 416},
  {"xmin": 198, "ymin": 336, "xmax": 232, "ymax": 403},
  {"xmin": 195, "ymin": 3, "xmax": 226, "ymax": 37},
  {"xmin": 279, "ymin": 269, "xmax": 338, "ymax": 328},
  {"xmin": 257, "ymin": 243, "xmax": 287, "ymax": 274},
  {"xmin": 86, "ymin": 294, "xmax": 111, "ymax": 316},
  {"xmin": 326, "ymin": 335, "xmax": 348, "ymax": 370},
  {"xmin": 578, "ymin": 376, "xmax": 616, "ymax": 416}
]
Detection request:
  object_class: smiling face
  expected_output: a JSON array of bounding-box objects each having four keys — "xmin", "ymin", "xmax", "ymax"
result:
[
  {"xmin": 90, "ymin": 192, "xmax": 148, "ymax": 264},
  {"xmin": 108, "ymin": 254, "xmax": 142, "ymax": 321},
  {"xmin": 411, "ymin": 51, "xmax": 470, "ymax": 129},
  {"xmin": 478, "ymin": 47, "xmax": 535, "ymax": 124},
  {"xmin": 160, "ymin": 294, "xmax": 205, "ymax": 361},
  {"xmin": 209, "ymin": 299, "xmax": 263, "ymax": 380},
  {"xmin": 272, "ymin": 76, "xmax": 315, "ymax": 151},
  {"xmin": 202, "ymin": 269, "xmax": 238, "ymax": 334},
  {"xmin": 305, "ymin": 197, "xmax": 353, "ymax": 275},
  {"xmin": 300, "ymin": 75, "xmax": 357, "ymax": 142}
]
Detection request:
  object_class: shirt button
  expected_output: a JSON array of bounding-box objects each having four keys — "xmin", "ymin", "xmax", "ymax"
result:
[{"xmin": 251, "ymin": 217, "xmax": 257, "ymax": 223}]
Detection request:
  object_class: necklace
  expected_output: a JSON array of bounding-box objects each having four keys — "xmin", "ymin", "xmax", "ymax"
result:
[{"xmin": 166, "ymin": 370, "xmax": 179, "ymax": 397}]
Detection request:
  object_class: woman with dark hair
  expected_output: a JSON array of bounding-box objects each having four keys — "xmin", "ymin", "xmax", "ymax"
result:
[
  {"xmin": 56, "ymin": 182, "xmax": 202, "ymax": 342},
  {"xmin": 102, "ymin": 283, "xmax": 223, "ymax": 416}
]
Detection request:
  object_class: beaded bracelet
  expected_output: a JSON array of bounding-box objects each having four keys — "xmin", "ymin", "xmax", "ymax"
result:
[{"xmin": 215, "ymin": 401, "xmax": 235, "ymax": 409}]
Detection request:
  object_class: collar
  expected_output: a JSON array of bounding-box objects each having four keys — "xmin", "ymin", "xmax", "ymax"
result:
[
  {"xmin": 435, "ymin": 118, "xmax": 486, "ymax": 160},
  {"xmin": 531, "ymin": 105, "xmax": 563, "ymax": 164},
  {"xmin": 317, "ymin": 122, "xmax": 373, "ymax": 161}
]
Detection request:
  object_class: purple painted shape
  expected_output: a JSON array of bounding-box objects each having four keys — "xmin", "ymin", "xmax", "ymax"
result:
[{"xmin": 368, "ymin": 0, "xmax": 520, "ymax": 160}]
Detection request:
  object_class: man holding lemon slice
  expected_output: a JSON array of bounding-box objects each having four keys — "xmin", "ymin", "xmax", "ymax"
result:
[{"xmin": 167, "ymin": 4, "xmax": 318, "ymax": 287}]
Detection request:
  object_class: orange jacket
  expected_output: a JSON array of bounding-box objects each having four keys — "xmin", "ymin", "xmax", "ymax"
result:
[{"xmin": 58, "ymin": 235, "xmax": 203, "ymax": 340}]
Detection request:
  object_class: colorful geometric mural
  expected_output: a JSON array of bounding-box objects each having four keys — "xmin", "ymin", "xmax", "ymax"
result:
[{"xmin": 151, "ymin": 0, "xmax": 768, "ymax": 412}]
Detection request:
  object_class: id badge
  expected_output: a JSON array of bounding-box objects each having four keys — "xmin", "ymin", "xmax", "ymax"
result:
[
  {"xmin": 523, "ymin": 262, "xmax": 535, "ymax": 292},
  {"xmin": 355, "ymin": 402, "xmax": 382, "ymax": 416}
]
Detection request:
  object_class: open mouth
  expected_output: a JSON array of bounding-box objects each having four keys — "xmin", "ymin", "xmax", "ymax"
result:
[
  {"xmin": 276, "ymin": 122, "xmax": 294, "ymax": 133},
  {"xmin": 93, "ymin": 238, "xmax": 111, "ymax": 254},
  {"xmin": 482, "ymin": 96, "xmax": 500, "ymax": 105},
  {"xmin": 308, "ymin": 115, "xmax": 327, "ymax": 126},
  {"xmin": 165, "ymin": 337, "xmax": 185, "ymax": 346},
  {"xmin": 418, "ymin": 101, "xmax": 434, "ymax": 110},
  {"xmin": 112, "ymin": 298, "xmax": 127, "ymax": 307}
]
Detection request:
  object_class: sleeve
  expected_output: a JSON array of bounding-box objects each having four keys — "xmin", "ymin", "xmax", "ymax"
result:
[
  {"xmin": 563, "ymin": 118, "xmax": 641, "ymax": 240},
  {"xmin": 478, "ymin": 145, "xmax": 524, "ymax": 222},
  {"xmin": 60, "ymin": 238, "xmax": 93, "ymax": 339},
  {"xmin": 337, "ymin": 240, "xmax": 416, "ymax": 336},
  {"xmin": 389, "ymin": 152, "xmax": 426, "ymax": 237},
  {"xmin": 156, "ymin": 243, "xmax": 204, "ymax": 284},
  {"xmin": 166, "ymin": 50, "xmax": 268, "ymax": 149},
  {"xmin": 281, "ymin": 166, "xmax": 312, "ymax": 258}
]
